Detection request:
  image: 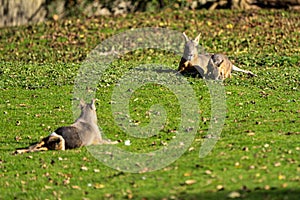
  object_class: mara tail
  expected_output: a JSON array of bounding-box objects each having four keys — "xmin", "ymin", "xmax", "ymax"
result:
[{"xmin": 232, "ymin": 65, "xmax": 257, "ymax": 77}]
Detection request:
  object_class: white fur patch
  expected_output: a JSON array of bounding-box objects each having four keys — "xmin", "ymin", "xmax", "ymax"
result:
[
  {"xmin": 49, "ymin": 132, "xmax": 65, "ymax": 150},
  {"xmin": 50, "ymin": 132, "xmax": 58, "ymax": 136}
]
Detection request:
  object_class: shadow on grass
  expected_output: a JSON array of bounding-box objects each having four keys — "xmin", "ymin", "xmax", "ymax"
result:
[{"xmin": 146, "ymin": 189, "xmax": 300, "ymax": 200}]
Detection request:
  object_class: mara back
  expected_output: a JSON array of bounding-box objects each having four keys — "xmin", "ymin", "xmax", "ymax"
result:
[{"xmin": 54, "ymin": 99, "xmax": 102, "ymax": 149}]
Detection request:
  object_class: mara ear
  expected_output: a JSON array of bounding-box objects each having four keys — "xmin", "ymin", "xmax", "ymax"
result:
[
  {"xmin": 194, "ymin": 33, "xmax": 201, "ymax": 46},
  {"xmin": 79, "ymin": 99, "xmax": 85, "ymax": 109},
  {"xmin": 91, "ymin": 98, "xmax": 97, "ymax": 111},
  {"xmin": 183, "ymin": 32, "xmax": 189, "ymax": 42}
]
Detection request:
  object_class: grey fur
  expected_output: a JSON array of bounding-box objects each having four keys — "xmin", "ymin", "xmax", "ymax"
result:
[
  {"xmin": 14, "ymin": 99, "xmax": 117, "ymax": 154},
  {"xmin": 54, "ymin": 99, "xmax": 117, "ymax": 149},
  {"xmin": 179, "ymin": 32, "xmax": 257, "ymax": 79}
]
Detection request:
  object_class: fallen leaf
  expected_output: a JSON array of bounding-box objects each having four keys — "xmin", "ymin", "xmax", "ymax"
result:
[
  {"xmin": 216, "ymin": 185, "xmax": 225, "ymax": 191},
  {"xmin": 128, "ymin": 193, "xmax": 133, "ymax": 199},
  {"xmin": 82, "ymin": 157, "xmax": 89, "ymax": 161},
  {"xmin": 264, "ymin": 144, "xmax": 270, "ymax": 148},
  {"xmin": 184, "ymin": 172, "xmax": 191, "ymax": 177},
  {"xmin": 278, "ymin": 174, "xmax": 286, "ymax": 180},
  {"xmin": 15, "ymin": 136, "xmax": 22, "ymax": 141},
  {"xmin": 241, "ymin": 156, "xmax": 249, "ymax": 160},
  {"xmin": 45, "ymin": 185, "xmax": 52, "ymax": 189},
  {"xmin": 63, "ymin": 178, "xmax": 70, "ymax": 185},
  {"xmin": 188, "ymin": 147, "xmax": 195, "ymax": 151},
  {"xmin": 41, "ymin": 164, "xmax": 47, "ymax": 169},
  {"xmin": 264, "ymin": 185, "xmax": 270, "ymax": 190},
  {"xmin": 53, "ymin": 14, "xmax": 59, "ymax": 21},
  {"xmin": 249, "ymin": 165, "xmax": 255, "ymax": 169},
  {"xmin": 72, "ymin": 185, "xmax": 81, "ymax": 190},
  {"xmin": 260, "ymin": 165, "xmax": 268, "ymax": 170},
  {"xmin": 235, "ymin": 162, "xmax": 240, "ymax": 167},
  {"xmin": 227, "ymin": 191, "xmax": 241, "ymax": 198},
  {"xmin": 247, "ymin": 132, "xmax": 255, "ymax": 136},
  {"xmin": 104, "ymin": 194, "xmax": 113, "ymax": 198},
  {"xmin": 94, "ymin": 183, "xmax": 105, "ymax": 189},
  {"xmin": 274, "ymin": 162, "xmax": 281, "ymax": 167},
  {"xmin": 185, "ymin": 180, "xmax": 196, "ymax": 185},
  {"xmin": 125, "ymin": 140, "xmax": 131, "ymax": 146},
  {"xmin": 226, "ymin": 23, "xmax": 234, "ymax": 29}
]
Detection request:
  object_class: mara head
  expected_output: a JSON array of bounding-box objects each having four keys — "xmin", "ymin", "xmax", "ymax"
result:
[
  {"xmin": 206, "ymin": 56, "xmax": 221, "ymax": 80},
  {"xmin": 78, "ymin": 99, "xmax": 98, "ymax": 124},
  {"xmin": 211, "ymin": 54, "xmax": 225, "ymax": 67},
  {"xmin": 182, "ymin": 32, "xmax": 201, "ymax": 61}
]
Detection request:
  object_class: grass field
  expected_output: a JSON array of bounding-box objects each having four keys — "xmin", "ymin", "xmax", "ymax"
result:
[{"xmin": 0, "ymin": 9, "xmax": 299, "ymax": 200}]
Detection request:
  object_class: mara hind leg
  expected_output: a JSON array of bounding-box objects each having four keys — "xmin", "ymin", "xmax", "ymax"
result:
[
  {"xmin": 14, "ymin": 133, "xmax": 65, "ymax": 154},
  {"xmin": 14, "ymin": 140, "xmax": 48, "ymax": 154},
  {"xmin": 92, "ymin": 137, "xmax": 119, "ymax": 145},
  {"xmin": 223, "ymin": 68, "xmax": 232, "ymax": 79}
]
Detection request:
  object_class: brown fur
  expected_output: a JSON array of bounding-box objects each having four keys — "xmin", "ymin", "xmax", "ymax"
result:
[
  {"xmin": 209, "ymin": 54, "xmax": 233, "ymax": 80},
  {"xmin": 179, "ymin": 32, "xmax": 257, "ymax": 80},
  {"xmin": 14, "ymin": 133, "xmax": 65, "ymax": 154},
  {"xmin": 14, "ymin": 99, "xmax": 118, "ymax": 155},
  {"xmin": 178, "ymin": 32, "xmax": 215, "ymax": 78}
]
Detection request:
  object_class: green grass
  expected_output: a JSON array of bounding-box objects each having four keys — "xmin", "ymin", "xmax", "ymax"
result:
[{"xmin": 0, "ymin": 9, "xmax": 299, "ymax": 200}]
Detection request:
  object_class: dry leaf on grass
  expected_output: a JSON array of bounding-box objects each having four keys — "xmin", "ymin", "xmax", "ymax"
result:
[
  {"xmin": 216, "ymin": 185, "xmax": 225, "ymax": 191},
  {"xmin": 94, "ymin": 183, "xmax": 105, "ymax": 189},
  {"xmin": 185, "ymin": 180, "xmax": 196, "ymax": 185},
  {"xmin": 227, "ymin": 191, "xmax": 241, "ymax": 198},
  {"xmin": 72, "ymin": 185, "xmax": 81, "ymax": 190}
]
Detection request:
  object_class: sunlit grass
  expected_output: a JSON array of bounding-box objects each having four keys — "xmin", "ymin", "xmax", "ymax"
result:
[{"xmin": 0, "ymin": 9, "xmax": 299, "ymax": 200}]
